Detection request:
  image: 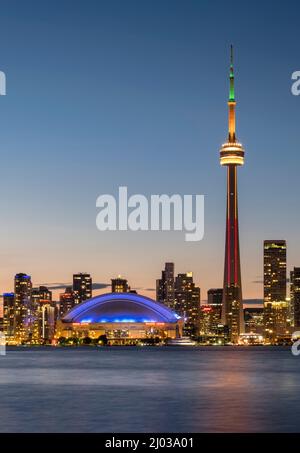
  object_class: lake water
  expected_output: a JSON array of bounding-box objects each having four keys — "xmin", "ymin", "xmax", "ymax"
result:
[{"xmin": 0, "ymin": 346, "xmax": 299, "ymax": 432}]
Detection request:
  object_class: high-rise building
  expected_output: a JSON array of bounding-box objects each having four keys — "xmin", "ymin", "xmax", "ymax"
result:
[
  {"xmin": 206, "ymin": 288, "xmax": 223, "ymax": 334},
  {"xmin": 174, "ymin": 272, "xmax": 200, "ymax": 337},
  {"xmin": 32, "ymin": 286, "xmax": 52, "ymax": 304},
  {"xmin": 111, "ymin": 277, "xmax": 129, "ymax": 293},
  {"xmin": 290, "ymin": 267, "xmax": 300, "ymax": 328},
  {"xmin": 244, "ymin": 307, "xmax": 264, "ymax": 334},
  {"xmin": 156, "ymin": 263, "xmax": 175, "ymax": 310},
  {"xmin": 263, "ymin": 240, "xmax": 288, "ymax": 342},
  {"xmin": 14, "ymin": 273, "xmax": 33, "ymax": 343},
  {"xmin": 3, "ymin": 292, "xmax": 15, "ymax": 339},
  {"xmin": 31, "ymin": 286, "xmax": 56, "ymax": 342},
  {"xmin": 220, "ymin": 46, "xmax": 245, "ymax": 343},
  {"xmin": 73, "ymin": 273, "xmax": 92, "ymax": 304},
  {"xmin": 59, "ymin": 287, "xmax": 75, "ymax": 318},
  {"xmin": 207, "ymin": 288, "xmax": 223, "ymax": 306}
]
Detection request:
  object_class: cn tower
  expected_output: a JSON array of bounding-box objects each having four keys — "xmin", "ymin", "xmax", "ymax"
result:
[{"xmin": 220, "ymin": 46, "xmax": 245, "ymax": 343}]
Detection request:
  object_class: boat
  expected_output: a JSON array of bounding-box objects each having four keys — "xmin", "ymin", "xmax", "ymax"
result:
[{"xmin": 166, "ymin": 336, "xmax": 197, "ymax": 346}]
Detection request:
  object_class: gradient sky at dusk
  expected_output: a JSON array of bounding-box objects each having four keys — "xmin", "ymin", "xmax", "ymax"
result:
[{"xmin": 0, "ymin": 0, "xmax": 299, "ymax": 302}]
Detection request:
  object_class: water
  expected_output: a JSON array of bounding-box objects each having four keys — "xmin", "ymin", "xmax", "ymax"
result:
[{"xmin": 0, "ymin": 346, "xmax": 299, "ymax": 432}]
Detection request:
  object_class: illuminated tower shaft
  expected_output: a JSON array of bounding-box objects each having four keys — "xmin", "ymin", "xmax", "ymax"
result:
[{"xmin": 220, "ymin": 47, "xmax": 245, "ymax": 343}]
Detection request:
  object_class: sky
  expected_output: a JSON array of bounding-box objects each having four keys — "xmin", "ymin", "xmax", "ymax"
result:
[{"xmin": 0, "ymin": 0, "xmax": 299, "ymax": 302}]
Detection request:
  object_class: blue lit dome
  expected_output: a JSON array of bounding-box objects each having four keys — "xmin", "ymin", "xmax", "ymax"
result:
[{"xmin": 62, "ymin": 292, "xmax": 181, "ymax": 324}]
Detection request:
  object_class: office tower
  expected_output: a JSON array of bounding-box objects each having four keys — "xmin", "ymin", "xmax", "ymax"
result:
[
  {"xmin": 31, "ymin": 286, "xmax": 56, "ymax": 342},
  {"xmin": 220, "ymin": 46, "xmax": 245, "ymax": 343},
  {"xmin": 207, "ymin": 288, "xmax": 223, "ymax": 306},
  {"xmin": 111, "ymin": 277, "xmax": 129, "ymax": 293},
  {"xmin": 59, "ymin": 286, "xmax": 75, "ymax": 317},
  {"xmin": 3, "ymin": 292, "xmax": 15, "ymax": 339},
  {"xmin": 207, "ymin": 288, "xmax": 223, "ymax": 334},
  {"xmin": 244, "ymin": 307, "xmax": 264, "ymax": 334},
  {"xmin": 39, "ymin": 302, "xmax": 56, "ymax": 342},
  {"xmin": 156, "ymin": 262, "xmax": 175, "ymax": 310},
  {"xmin": 174, "ymin": 272, "xmax": 200, "ymax": 337},
  {"xmin": 290, "ymin": 267, "xmax": 300, "ymax": 328},
  {"xmin": 263, "ymin": 240, "xmax": 288, "ymax": 342},
  {"xmin": 14, "ymin": 273, "xmax": 33, "ymax": 343},
  {"xmin": 199, "ymin": 305, "xmax": 213, "ymax": 336},
  {"xmin": 32, "ymin": 286, "xmax": 52, "ymax": 304},
  {"xmin": 73, "ymin": 273, "xmax": 92, "ymax": 305}
]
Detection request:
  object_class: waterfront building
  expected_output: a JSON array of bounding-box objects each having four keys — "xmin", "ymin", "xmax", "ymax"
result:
[
  {"xmin": 244, "ymin": 307, "xmax": 264, "ymax": 335},
  {"xmin": 263, "ymin": 240, "xmax": 288, "ymax": 343},
  {"xmin": 56, "ymin": 292, "xmax": 183, "ymax": 344},
  {"xmin": 156, "ymin": 262, "xmax": 175, "ymax": 310},
  {"xmin": 73, "ymin": 273, "xmax": 92, "ymax": 305},
  {"xmin": 111, "ymin": 277, "xmax": 129, "ymax": 293},
  {"xmin": 199, "ymin": 305, "xmax": 213, "ymax": 336},
  {"xmin": 32, "ymin": 286, "xmax": 56, "ymax": 342},
  {"xmin": 3, "ymin": 292, "xmax": 15, "ymax": 340},
  {"xmin": 174, "ymin": 272, "xmax": 200, "ymax": 337},
  {"xmin": 238, "ymin": 332, "xmax": 264, "ymax": 345},
  {"xmin": 290, "ymin": 267, "xmax": 300, "ymax": 328},
  {"xmin": 207, "ymin": 288, "xmax": 223, "ymax": 334},
  {"xmin": 59, "ymin": 286, "xmax": 75, "ymax": 318},
  {"xmin": 14, "ymin": 273, "xmax": 33, "ymax": 343}
]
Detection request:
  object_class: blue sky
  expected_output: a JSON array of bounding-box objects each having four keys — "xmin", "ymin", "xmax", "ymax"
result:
[{"xmin": 0, "ymin": 0, "xmax": 299, "ymax": 300}]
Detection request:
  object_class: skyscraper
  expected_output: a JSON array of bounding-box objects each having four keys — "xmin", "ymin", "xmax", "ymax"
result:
[
  {"xmin": 220, "ymin": 46, "xmax": 245, "ymax": 343},
  {"xmin": 31, "ymin": 286, "xmax": 56, "ymax": 342},
  {"xmin": 59, "ymin": 286, "xmax": 75, "ymax": 318},
  {"xmin": 174, "ymin": 272, "xmax": 200, "ymax": 337},
  {"xmin": 3, "ymin": 292, "xmax": 15, "ymax": 340},
  {"xmin": 263, "ymin": 240, "xmax": 288, "ymax": 342},
  {"xmin": 207, "ymin": 288, "xmax": 223, "ymax": 334},
  {"xmin": 290, "ymin": 267, "xmax": 300, "ymax": 328},
  {"xmin": 156, "ymin": 262, "xmax": 175, "ymax": 310},
  {"xmin": 244, "ymin": 307, "xmax": 264, "ymax": 334},
  {"xmin": 73, "ymin": 273, "xmax": 92, "ymax": 304},
  {"xmin": 14, "ymin": 273, "xmax": 33, "ymax": 342},
  {"xmin": 111, "ymin": 277, "xmax": 129, "ymax": 293}
]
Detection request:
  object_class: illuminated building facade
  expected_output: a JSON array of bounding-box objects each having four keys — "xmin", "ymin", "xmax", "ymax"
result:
[
  {"xmin": 199, "ymin": 305, "xmax": 213, "ymax": 335},
  {"xmin": 263, "ymin": 240, "xmax": 288, "ymax": 342},
  {"xmin": 199, "ymin": 304, "xmax": 227, "ymax": 343},
  {"xmin": 3, "ymin": 292, "xmax": 15, "ymax": 340},
  {"xmin": 220, "ymin": 47, "xmax": 245, "ymax": 343},
  {"xmin": 238, "ymin": 332, "xmax": 264, "ymax": 345},
  {"xmin": 244, "ymin": 307, "xmax": 264, "ymax": 335},
  {"xmin": 156, "ymin": 262, "xmax": 175, "ymax": 310},
  {"xmin": 14, "ymin": 273, "xmax": 33, "ymax": 343},
  {"xmin": 174, "ymin": 272, "xmax": 200, "ymax": 337},
  {"xmin": 56, "ymin": 292, "xmax": 182, "ymax": 344},
  {"xmin": 207, "ymin": 288, "xmax": 223, "ymax": 334},
  {"xmin": 32, "ymin": 286, "xmax": 56, "ymax": 342},
  {"xmin": 59, "ymin": 286, "xmax": 75, "ymax": 318},
  {"xmin": 111, "ymin": 277, "xmax": 129, "ymax": 293},
  {"xmin": 73, "ymin": 273, "xmax": 92, "ymax": 305},
  {"xmin": 290, "ymin": 267, "xmax": 300, "ymax": 328}
]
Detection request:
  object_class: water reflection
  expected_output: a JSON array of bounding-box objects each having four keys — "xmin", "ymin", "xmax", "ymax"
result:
[{"xmin": 0, "ymin": 346, "xmax": 299, "ymax": 432}]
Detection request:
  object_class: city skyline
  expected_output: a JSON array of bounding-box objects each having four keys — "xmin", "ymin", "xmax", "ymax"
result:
[{"xmin": 0, "ymin": 1, "xmax": 300, "ymax": 302}]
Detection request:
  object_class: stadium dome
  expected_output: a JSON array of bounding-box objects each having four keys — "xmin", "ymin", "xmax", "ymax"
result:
[{"xmin": 62, "ymin": 292, "xmax": 181, "ymax": 324}]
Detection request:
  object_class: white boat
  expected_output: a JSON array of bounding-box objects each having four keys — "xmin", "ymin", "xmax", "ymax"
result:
[{"xmin": 167, "ymin": 336, "xmax": 197, "ymax": 346}]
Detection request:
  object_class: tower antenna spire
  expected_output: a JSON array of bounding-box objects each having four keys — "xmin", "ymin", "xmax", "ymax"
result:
[{"xmin": 229, "ymin": 45, "xmax": 235, "ymax": 103}]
